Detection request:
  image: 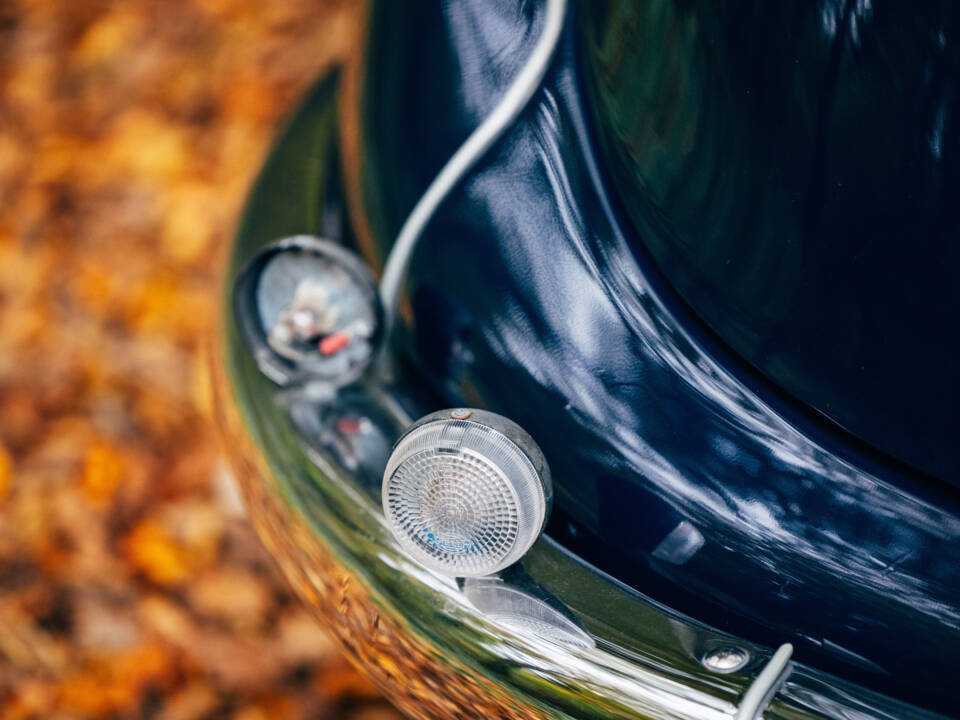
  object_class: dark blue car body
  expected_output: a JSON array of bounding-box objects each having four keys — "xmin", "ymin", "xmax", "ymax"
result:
[{"xmin": 343, "ymin": 1, "xmax": 959, "ymax": 713}]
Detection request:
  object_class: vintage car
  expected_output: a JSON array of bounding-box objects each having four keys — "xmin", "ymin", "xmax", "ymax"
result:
[{"xmin": 217, "ymin": 1, "xmax": 959, "ymax": 718}]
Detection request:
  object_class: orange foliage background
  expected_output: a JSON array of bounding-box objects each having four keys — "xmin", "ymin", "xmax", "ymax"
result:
[{"xmin": 0, "ymin": 1, "xmax": 400, "ymax": 718}]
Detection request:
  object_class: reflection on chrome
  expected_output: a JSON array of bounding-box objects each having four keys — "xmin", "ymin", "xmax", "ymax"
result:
[
  {"xmin": 462, "ymin": 576, "xmax": 594, "ymax": 649},
  {"xmin": 287, "ymin": 386, "xmax": 402, "ymax": 501},
  {"xmin": 233, "ymin": 236, "xmax": 383, "ymax": 389}
]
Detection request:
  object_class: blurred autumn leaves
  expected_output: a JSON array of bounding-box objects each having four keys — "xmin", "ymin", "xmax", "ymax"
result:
[{"xmin": 0, "ymin": 1, "xmax": 401, "ymax": 718}]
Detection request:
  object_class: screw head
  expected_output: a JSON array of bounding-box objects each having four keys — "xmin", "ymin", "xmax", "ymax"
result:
[
  {"xmin": 702, "ymin": 646, "xmax": 750, "ymax": 674},
  {"xmin": 450, "ymin": 408, "xmax": 473, "ymax": 420}
]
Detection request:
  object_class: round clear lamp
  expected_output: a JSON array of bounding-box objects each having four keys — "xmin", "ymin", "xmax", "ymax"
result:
[{"xmin": 382, "ymin": 410, "xmax": 552, "ymax": 578}]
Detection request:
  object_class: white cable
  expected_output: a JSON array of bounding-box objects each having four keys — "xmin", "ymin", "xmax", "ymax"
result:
[
  {"xmin": 378, "ymin": 0, "xmax": 568, "ymax": 349},
  {"xmin": 735, "ymin": 643, "xmax": 793, "ymax": 720}
]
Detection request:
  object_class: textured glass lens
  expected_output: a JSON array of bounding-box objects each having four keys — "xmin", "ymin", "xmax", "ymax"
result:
[{"xmin": 383, "ymin": 419, "xmax": 547, "ymax": 577}]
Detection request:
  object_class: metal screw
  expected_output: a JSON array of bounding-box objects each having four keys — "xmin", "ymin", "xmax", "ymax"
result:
[
  {"xmin": 702, "ymin": 646, "xmax": 750, "ymax": 674},
  {"xmin": 450, "ymin": 408, "xmax": 473, "ymax": 420}
]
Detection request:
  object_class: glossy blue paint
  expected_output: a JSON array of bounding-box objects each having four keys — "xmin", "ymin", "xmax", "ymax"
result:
[
  {"xmin": 346, "ymin": 1, "xmax": 959, "ymax": 713},
  {"xmin": 580, "ymin": 1, "xmax": 960, "ymax": 487}
]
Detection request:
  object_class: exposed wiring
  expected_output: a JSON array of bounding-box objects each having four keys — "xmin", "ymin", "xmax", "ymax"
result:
[{"xmin": 377, "ymin": 0, "xmax": 568, "ymax": 367}]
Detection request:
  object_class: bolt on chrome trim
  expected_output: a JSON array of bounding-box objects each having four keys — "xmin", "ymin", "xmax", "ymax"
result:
[{"xmin": 702, "ymin": 646, "xmax": 751, "ymax": 674}]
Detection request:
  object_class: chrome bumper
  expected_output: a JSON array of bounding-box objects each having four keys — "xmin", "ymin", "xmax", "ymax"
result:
[{"xmin": 216, "ymin": 360, "xmax": 941, "ymax": 720}]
